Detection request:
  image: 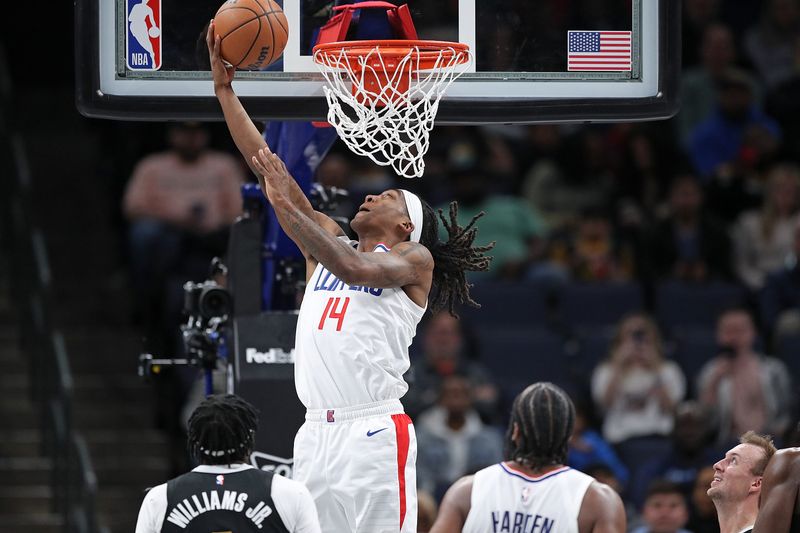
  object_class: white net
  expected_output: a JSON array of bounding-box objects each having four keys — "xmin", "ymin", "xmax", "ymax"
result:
[{"xmin": 313, "ymin": 42, "xmax": 472, "ymax": 178}]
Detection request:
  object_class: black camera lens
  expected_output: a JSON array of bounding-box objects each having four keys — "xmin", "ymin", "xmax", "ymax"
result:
[{"xmin": 199, "ymin": 285, "xmax": 232, "ymax": 320}]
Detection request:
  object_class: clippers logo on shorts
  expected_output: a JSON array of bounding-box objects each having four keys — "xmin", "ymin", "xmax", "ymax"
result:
[{"xmin": 126, "ymin": 0, "xmax": 162, "ymax": 70}]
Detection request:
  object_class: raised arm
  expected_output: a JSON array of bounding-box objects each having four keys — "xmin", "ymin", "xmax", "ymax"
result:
[
  {"xmin": 752, "ymin": 448, "xmax": 800, "ymax": 533},
  {"xmin": 206, "ymin": 21, "xmax": 341, "ymax": 261},
  {"xmin": 430, "ymin": 476, "xmax": 473, "ymax": 533}
]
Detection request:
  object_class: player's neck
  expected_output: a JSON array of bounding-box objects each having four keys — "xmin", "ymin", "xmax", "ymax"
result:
[
  {"xmin": 356, "ymin": 234, "xmax": 400, "ymax": 252},
  {"xmin": 714, "ymin": 497, "xmax": 758, "ymax": 533},
  {"xmin": 505, "ymin": 460, "xmax": 565, "ymax": 478}
]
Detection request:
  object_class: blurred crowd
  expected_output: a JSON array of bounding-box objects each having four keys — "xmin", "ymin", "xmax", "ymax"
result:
[{"xmin": 116, "ymin": 0, "xmax": 800, "ymax": 531}]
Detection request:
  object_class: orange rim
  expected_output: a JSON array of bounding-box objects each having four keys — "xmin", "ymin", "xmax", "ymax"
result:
[{"xmin": 313, "ymin": 40, "xmax": 470, "ymax": 70}]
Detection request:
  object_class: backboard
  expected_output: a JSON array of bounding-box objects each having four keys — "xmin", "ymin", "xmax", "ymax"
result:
[{"xmin": 76, "ymin": 0, "xmax": 680, "ymax": 123}]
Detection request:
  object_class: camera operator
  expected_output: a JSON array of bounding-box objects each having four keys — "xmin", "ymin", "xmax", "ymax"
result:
[
  {"xmin": 135, "ymin": 394, "xmax": 321, "ymax": 533},
  {"xmin": 698, "ymin": 307, "xmax": 792, "ymax": 446}
]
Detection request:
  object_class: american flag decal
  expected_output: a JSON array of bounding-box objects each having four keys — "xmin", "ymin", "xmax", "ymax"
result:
[{"xmin": 568, "ymin": 31, "xmax": 632, "ymax": 71}]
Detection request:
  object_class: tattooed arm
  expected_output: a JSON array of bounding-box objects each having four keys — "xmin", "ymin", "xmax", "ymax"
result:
[
  {"xmin": 207, "ymin": 22, "xmax": 344, "ymax": 255},
  {"xmin": 276, "ymin": 197, "xmax": 431, "ymax": 288}
]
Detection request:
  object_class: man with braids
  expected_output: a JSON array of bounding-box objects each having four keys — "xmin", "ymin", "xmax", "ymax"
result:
[
  {"xmin": 431, "ymin": 382, "xmax": 626, "ymax": 533},
  {"xmin": 206, "ymin": 24, "xmax": 493, "ymax": 533},
  {"xmin": 135, "ymin": 394, "xmax": 320, "ymax": 533}
]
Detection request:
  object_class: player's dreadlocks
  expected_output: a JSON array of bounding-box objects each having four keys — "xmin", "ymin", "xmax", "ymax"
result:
[
  {"xmin": 504, "ymin": 382, "xmax": 575, "ymax": 470},
  {"xmin": 418, "ymin": 199, "xmax": 494, "ymax": 317},
  {"xmin": 187, "ymin": 394, "xmax": 259, "ymax": 466}
]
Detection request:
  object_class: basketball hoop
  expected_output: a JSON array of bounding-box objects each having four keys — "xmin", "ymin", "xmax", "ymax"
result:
[{"xmin": 313, "ymin": 40, "xmax": 472, "ymax": 179}]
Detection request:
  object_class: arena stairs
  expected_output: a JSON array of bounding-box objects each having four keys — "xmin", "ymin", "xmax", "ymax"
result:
[{"xmin": 0, "ymin": 86, "xmax": 171, "ymax": 532}]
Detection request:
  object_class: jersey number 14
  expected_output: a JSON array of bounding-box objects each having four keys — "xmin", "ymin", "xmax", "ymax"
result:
[{"xmin": 318, "ymin": 297, "xmax": 350, "ymax": 331}]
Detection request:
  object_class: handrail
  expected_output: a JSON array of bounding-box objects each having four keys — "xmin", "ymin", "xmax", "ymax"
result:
[{"xmin": 2, "ymin": 123, "xmax": 104, "ymax": 532}]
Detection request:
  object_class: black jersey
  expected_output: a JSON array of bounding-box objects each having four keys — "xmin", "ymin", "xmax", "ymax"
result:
[{"xmin": 161, "ymin": 467, "xmax": 290, "ymax": 533}]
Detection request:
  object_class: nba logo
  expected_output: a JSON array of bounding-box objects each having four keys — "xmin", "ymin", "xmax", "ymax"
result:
[
  {"xmin": 216, "ymin": 475, "xmax": 224, "ymax": 486},
  {"xmin": 126, "ymin": 0, "xmax": 162, "ymax": 70},
  {"xmin": 326, "ymin": 410, "xmax": 335, "ymax": 423}
]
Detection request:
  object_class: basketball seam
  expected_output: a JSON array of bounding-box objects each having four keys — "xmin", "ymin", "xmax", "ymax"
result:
[
  {"xmin": 217, "ymin": 6, "xmax": 261, "ymax": 41},
  {"xmin": 237, "ymin": 15, "xmax": 263, "ymax": 67},
  {"xmin": 254, "ymin": 0, "xmax": 286, "ymax": 66}
]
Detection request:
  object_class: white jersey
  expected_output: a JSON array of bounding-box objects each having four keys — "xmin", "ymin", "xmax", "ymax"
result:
[
  {"xmin": 463, "ymin": 463, "xmax": 594, "ymax": 533},
  {"xmin": 294, "ymin": 241, "xmax": 426, "ymax": 409}
]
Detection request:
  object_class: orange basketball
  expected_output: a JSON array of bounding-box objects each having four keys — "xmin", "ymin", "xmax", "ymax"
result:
[{"xmin": 214, "ymin": 0, "xmax": 288, "ymax": 70}]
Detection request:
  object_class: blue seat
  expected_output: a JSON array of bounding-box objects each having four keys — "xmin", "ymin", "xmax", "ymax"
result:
[
  {"xmin": 475, "ymin": 327, "xmax": 570, "ymax": 395},
  {"xmin": 569, "ymin": 328, "xmax": 615, "ymax": 381},
  {"xmin": 670, "ymin": 327, "xmax": 717, "ymax": 396},
  {"xmin": 655, "ymin": 281, "xmax": 746, "ymax": 332},
  {"xmin": 776, "ymin": 332, "xmax": 800, "ymax": 388},
  {"xmin": 459, "ymin": 281, "xmax": 551, "ymax": 328},
  {"xmin": 559, "ymin": 282, "xmax": 644, "ymax": 329}
]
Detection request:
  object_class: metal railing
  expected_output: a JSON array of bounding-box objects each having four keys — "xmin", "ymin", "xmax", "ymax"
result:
[{"xmin": 1, "ymin": 44, "xmax": 105, "ymax": 532}]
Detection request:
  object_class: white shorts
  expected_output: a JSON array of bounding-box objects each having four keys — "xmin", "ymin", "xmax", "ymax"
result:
[{"xmin": 293, "ymin": 399, "xmax": 417, "ymax": 533}]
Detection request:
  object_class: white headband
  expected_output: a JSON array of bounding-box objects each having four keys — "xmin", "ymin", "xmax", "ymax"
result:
[{"xmin": 400, "ymin": 189, "xmax": 423, "ymax": 243}]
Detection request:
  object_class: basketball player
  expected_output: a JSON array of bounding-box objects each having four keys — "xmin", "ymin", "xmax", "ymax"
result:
[
  {"xmin": 135, "ymin": 394, "xmax": 321, "ymax": 533},
  {"xmin": 751, "ymin": 446, "xmax": 800, "ymax": 533},
  {"xmin": 206, "ymin": 22, "xmax": 493, "ymax": 533},
  {"xmin": 128, "ymin": 0, "xmax": 157, "ymax": 66},
  {"xmin": 430, "ymin": 382, "xmax": 626, "ymax": 533},
  {"xmin": 707, "ymin": 431, "xmax": 776, "ymax": 533}
]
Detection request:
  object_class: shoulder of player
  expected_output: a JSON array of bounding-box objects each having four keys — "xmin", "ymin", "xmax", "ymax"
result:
[
  {"xmin": 391, "ymin": 241, "xmax": 433, "ymax": 266},
  {"xmin": 444, "ymin": 475, "xmax": 474, "ymax": 508},
  {"xmin": 580, "ymin": 480, "xmax": 624, "ymax": 519},
  {"xmin": 767, "ymin": 448, "xmax": 800, "ymax": 478}
]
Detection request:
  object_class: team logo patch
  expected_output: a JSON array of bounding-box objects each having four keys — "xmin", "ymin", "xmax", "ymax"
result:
[
  {"xmin": 216, "ymin": 474, "xmax": 224, "ymax": 486},
  {"xmin": 126, "ymin": 0, "xmax": 162, "ymax": 70}
]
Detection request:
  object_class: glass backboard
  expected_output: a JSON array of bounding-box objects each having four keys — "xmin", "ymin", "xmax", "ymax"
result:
[{"xmin": 76, "ymin": 0, "xmax": 680, "ymax": 123}]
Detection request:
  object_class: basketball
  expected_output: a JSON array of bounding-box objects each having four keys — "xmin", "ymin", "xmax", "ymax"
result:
[{"xmin": 214, "ymin": 0, "xmax": 288, "ymax": 70}]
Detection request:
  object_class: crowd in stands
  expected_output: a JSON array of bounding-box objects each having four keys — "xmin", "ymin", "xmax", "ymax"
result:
[{"xmin": 116, "ymin": 0, "xmax": 800, "ymax": 530}]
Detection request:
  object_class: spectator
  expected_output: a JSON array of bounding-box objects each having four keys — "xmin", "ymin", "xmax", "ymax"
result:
[
  {"xmin": 745, "ymin": 0, "xmax": 800, "ymax": 90},
  {"xmin": 123, "ymin": 122, "xmax": 245, "ymax": 340},
  {"xmin": 759, "ymin": 216, "xmax": 800, "ymax": 340},
  {"xmin": 545, "ymin": 207, "xmax": 637, "ymax": 282},
  {"xmin": 415, "ymin": 374, "xmax": 504, "ymax": 498},
  {"xmin": 404, "ymin": 312, "xmax": 499, "ymax": 421},
  {"xmin": 647, "ymin": 175, "xmax": 733, "ymax": 282},
  {"xmin": 444, "ymin": 159, "xmax": 547, "ymax": 280},
  {"xmin": 682, "ymin": 0, "xmax": 721, "ymax": 69},
  {"xmin": 567, "ymin": 401, "xmax": 630, "ymax": 488},
  {"xmin": 521, "ymin": 127, "xmax": 614, "ymax": 232},
  {"xmin": 630, "ymin": 480, "xmax": 692, "ymax": 533},
  {"xmin": 122, "ymin": 122, "xmax": 245, "ymax": 475},
  {"xmin": 733, "ymin": 163, "xmax": 800, "ymax": 291},
  {"xmin": 678, "ymin": 23, "xmax": 738, "ymax": 144},
  {"xmin": 698, "ymin": 308, "xmax": 793, "ymax": 445},
  {"xmin": 633, "ymin": 401, "xmax": 722, "ymax": 506},
  {"xmin": 686, "ymin": 467, "xmax": 720, "ymax": 533},
  {"xmin": 688, "ymin": 68, "xmax": 781, "ymax": 182},
  {"xmin": 591, "ymin": 313, "xmax": 686, "ymax": 445}
]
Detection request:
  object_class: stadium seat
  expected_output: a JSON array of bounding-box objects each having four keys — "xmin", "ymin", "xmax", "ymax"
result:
[
  {"xmin": 475, "ymin": 326, "xmax": 571, "ymax": 396},
  {"xmin": 458, "ymin": 281, "xmax": 552, "ymax": 328},
  {"xmin": 567, "ymin": 328, "xmax": 615, "ymax": 381},
  {"xmin": 559, "ymin": 282, "xmax": 644, "ymax": 329},
  {"xmin": 670, "ymin": 327, "xmax": 717, "ymax": 397},
  {"xmin": 775, "ymin": 332, "xmax": 800, "ymax": 390},
  {"xmin": 655, "ymin": 281, "xmax": 746, "ymax": 332}
]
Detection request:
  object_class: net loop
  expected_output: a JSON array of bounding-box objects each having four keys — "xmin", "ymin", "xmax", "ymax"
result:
[{"xmin": 313, "ymin": 40, "xmax": 472, "ymax": 179}]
